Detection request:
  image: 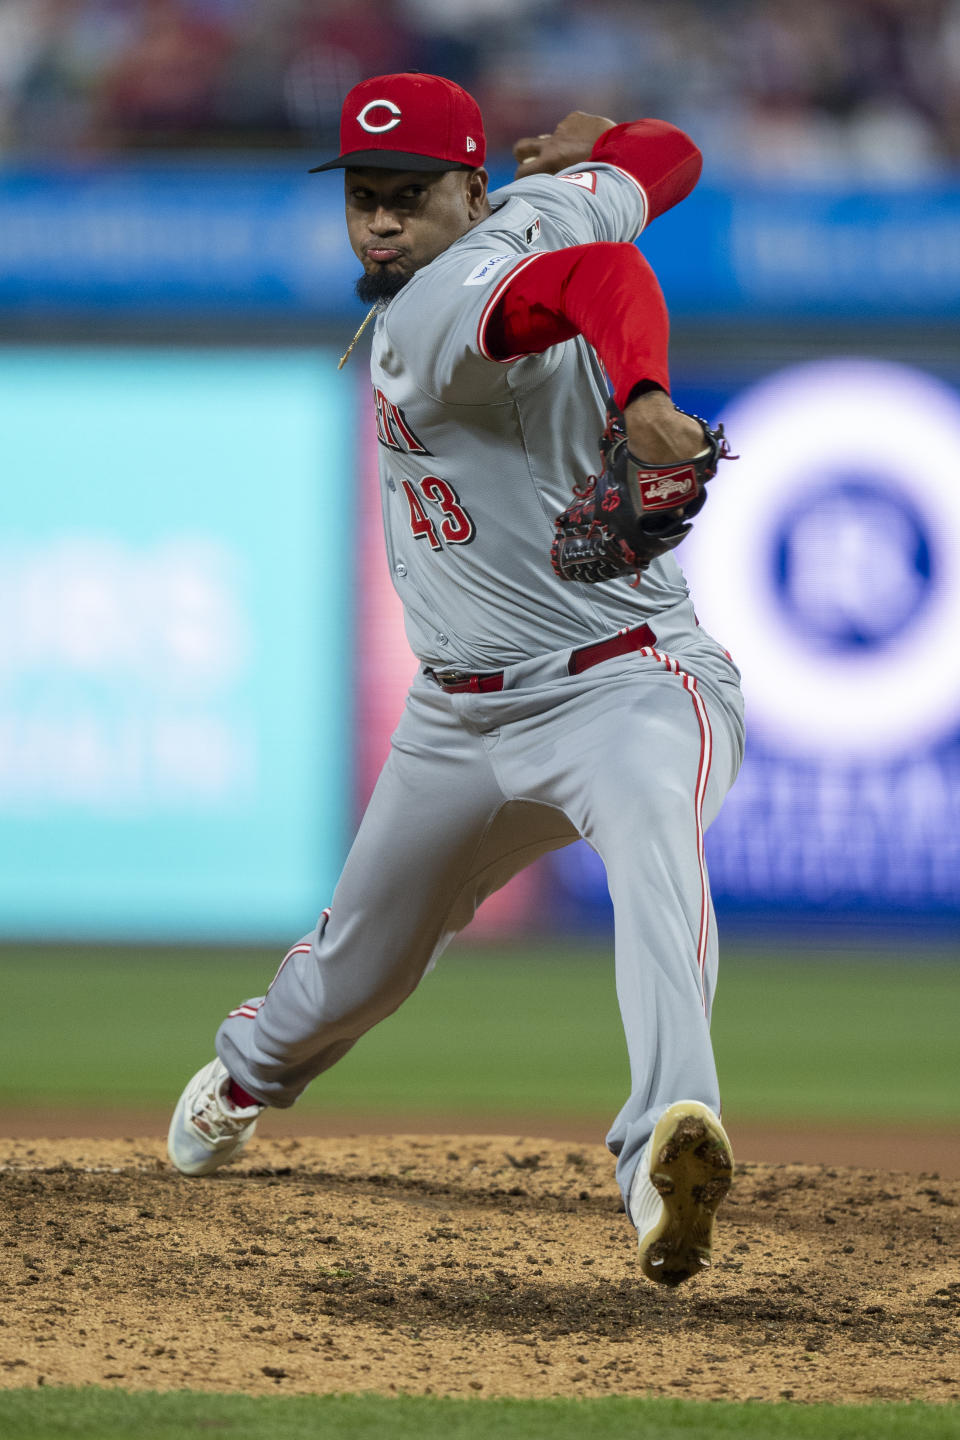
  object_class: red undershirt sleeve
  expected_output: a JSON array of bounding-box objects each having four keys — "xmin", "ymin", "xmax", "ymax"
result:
[
  {"xmin": 479, "ymin": 243, "xmax": 670, "ymax": 410},
  {"xmin": 589, "ymin": 119, "xmax": 702, "ymax": 223},
  {"xmin": 478, "ymin": 121, "xmax": 698, "ymax": 402}
]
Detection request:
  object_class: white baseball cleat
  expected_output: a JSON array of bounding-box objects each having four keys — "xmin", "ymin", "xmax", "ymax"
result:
[
  {"xmin": 167, "ymin": 1058, "xmax": 263, "ymax": 1177},
  {"xmin": 629, "ymin": 1100, "xmax": 733, "ymax": 1287}
]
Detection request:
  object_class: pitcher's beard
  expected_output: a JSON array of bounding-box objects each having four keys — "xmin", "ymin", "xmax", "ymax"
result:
[{"xmin": 355, "ymin": 267, "xmax": 410, "ymax": 303}]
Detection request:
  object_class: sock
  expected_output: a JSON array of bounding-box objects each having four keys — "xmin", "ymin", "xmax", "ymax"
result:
[{"xmin": 227, "ymin": 1078, "xmax": 261, "ymax": 1110}]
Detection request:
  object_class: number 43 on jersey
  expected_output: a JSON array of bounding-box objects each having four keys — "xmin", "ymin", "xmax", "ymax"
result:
[
  {"xmin": 375, "ymin": 386, "xmax": 476, "ymax": 550},
  {"xmin": 402, "ymin": 476, "xmax": 475, "ymax": 549}
]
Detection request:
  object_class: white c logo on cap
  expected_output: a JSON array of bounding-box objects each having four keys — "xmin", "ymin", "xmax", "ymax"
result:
[{"xmin": 357, "ymin": 99, "xmax": 402, "ymax": 134}]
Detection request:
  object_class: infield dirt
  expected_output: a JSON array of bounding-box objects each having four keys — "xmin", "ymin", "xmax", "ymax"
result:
[{"xmin": 1, "ymin": 1136, "xmax": 958, "ymax": 1405}]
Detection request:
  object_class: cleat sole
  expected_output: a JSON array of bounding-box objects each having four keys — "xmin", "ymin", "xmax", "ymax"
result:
[{"xmin": 638, "ymin": 1102, "xmax": 733, "ymax": 1288}]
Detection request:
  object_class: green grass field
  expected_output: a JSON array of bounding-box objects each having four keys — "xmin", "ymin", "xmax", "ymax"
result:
[
  {"xmin": 1, "ymin": 1390, "xmax": 959, "ymax": 1440},
  {"xmin": 0, "ymin": 940, "xmax": 957, "ymax": 1123}
]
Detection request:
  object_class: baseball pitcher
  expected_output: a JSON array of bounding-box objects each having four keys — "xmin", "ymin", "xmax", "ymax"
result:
[{"xmin": 168, "ymin": 73, "xmax": 743, "ymax": 1288}]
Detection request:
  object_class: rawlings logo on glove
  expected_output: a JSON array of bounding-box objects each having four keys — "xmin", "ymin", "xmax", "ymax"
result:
[
  {"xmin": 637, "ymin": 468, "xmax": 700, "ymax": 507},
  {"xmin": 551, "ymin": 400, "xmax": 734, "ymax": 585}
]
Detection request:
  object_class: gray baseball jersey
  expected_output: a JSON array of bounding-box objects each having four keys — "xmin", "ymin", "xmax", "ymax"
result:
[
  {"xmin": 213, "ymin": 158, "xmax": 745, "ymax": 1219},
  {"xmin": 370, "ymin": 162, "xmax": 688, "ymax": 670}
]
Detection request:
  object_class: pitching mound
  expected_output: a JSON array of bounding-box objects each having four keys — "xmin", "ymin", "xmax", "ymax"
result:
[{"xmin": 1, "ymin": 1136, "xmax": 958, "ymax": 1404}]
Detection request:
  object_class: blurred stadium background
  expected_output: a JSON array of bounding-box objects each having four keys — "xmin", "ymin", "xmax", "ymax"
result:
[{"xmin": 1, "ymin": 1, "xmax": 958, "ymax": 1149}]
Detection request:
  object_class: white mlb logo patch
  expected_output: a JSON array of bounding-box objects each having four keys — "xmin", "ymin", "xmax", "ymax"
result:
[
  {"xmin": 559, "ymin": 171, "xmax": 598, "ymax": 193},
  {"xmin": 463, "ymin": 254, "xmax": 514, "ymax": 286}
]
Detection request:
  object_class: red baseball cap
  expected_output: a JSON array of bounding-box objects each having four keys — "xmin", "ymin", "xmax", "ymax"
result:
[{"xmin": 309, "ymin": 73, "xmax": 486, "ymax": 173}]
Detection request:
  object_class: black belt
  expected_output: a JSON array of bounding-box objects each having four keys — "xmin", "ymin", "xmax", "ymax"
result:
[{"xmin": 428, "ymin": 622, "xmax": 657, "ymax": 694}]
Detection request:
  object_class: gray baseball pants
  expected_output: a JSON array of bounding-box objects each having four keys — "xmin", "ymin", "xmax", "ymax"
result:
[{"xmin": 217, "ymin": 606, "xmax": 745, "ymax": 1212}]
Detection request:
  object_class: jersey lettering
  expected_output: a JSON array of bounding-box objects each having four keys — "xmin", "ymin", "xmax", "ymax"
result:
[
  {"xmin": 401, "ymin": 480, "xmax": 442, "ymax": 550},
  {"xmin": 400, "ymin": 476, "xmax": 477, "ymax": 549},
  {"xmin": 421, "ymin": 476, "xmax": 476, "ymax": 545},
  {"xmin": 374, "ymin": 388, "xmax": 395, "ymax": 448},
  {"xmin": 373, "ymin": 387, "xmax": 429, "ymax": 454}
]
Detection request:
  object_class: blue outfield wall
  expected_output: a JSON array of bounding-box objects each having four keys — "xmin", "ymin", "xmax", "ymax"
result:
[
  {"xmin": 644, "ymin": 183, "xmax": 960, "ymax": 319},
  {"xmin": 0, "ymin": 160, "xmax": 959, "ymax": 320}
]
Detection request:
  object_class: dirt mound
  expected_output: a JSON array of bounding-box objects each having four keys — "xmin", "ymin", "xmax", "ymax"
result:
[{"xmin": 1, "ymin": 1136, "xmax": 958, "ymax": 1403}]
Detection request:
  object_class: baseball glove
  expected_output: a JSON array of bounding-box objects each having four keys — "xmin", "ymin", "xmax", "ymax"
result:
[{"xmin": 551, "ymin": 400, "xmax": 733, "ymax": 584}]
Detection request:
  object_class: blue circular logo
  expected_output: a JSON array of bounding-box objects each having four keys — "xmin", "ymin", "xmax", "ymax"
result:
[{"xmin": 770, "ymin": 477, "xmax": 933, "ymax": 650}]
